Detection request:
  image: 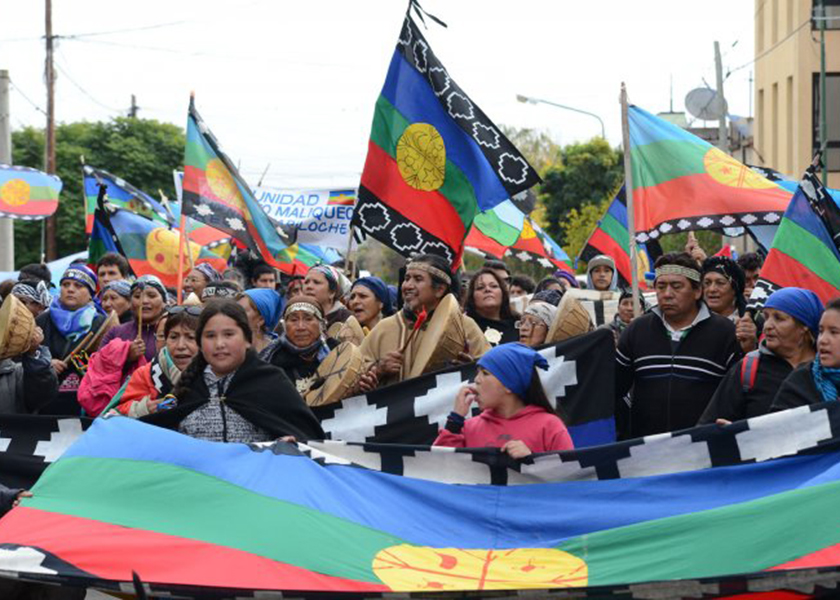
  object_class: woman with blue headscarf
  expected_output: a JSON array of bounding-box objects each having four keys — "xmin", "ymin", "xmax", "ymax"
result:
[
  {"xmin": 237, "ymin": 288, "xmax": 284, "ymax": 361},
  {"xmin": 772, "ymin": 295, "xmax": 840, "ymax": 411},
  {"xmin": 348, "ymin": 276, "xmax": 393, "ymax": 332},
  {"xmin": 699, "ymin": 287, "xmax": 822, "ymax": 424},
  {"xmin": 434, "ymin": 343, "xmax": 574, "ymax": 457}
]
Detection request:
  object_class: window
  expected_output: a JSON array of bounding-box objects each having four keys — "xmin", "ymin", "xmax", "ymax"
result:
[
  {"xmin": 812, "ymin": 0, "xmax": 840, "ymax": 30},
  {"xmin": 813, "ymin": 73, "xmax": 840, "ymax": 171}
]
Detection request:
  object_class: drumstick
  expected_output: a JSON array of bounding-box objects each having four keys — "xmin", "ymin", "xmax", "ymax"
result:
[
  {"xmin": 136, "ymin": 304, "xmax": 143, "ymax": 340},
  {"xmin": 63, "ymin": 331, "xmax": 94, "ymax": 362},
  {"xmin": 399, "ymin": 307, "xmax": 428, "ymax": 354}
]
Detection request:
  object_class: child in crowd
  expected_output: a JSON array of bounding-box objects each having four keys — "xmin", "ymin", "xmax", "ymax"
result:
[{"xmin": 434, "ymin": 342, "xmax": 574, "ymax": 457}]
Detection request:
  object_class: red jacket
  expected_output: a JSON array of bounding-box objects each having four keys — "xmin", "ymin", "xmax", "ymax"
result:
[
  {"xmin": 434, "ymin": 405, "xmax": 574, "ymax": 453},
  {"xmin": 116, "ymin": 362, "xmax": 161, "ymax": 417},
  {"xmin": 77, "ymin": 339, "xmax": 146, "ymax": 417}
]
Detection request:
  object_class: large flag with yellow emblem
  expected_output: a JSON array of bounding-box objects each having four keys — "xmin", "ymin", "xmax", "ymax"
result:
[
  {"xmin": 352, "ymin": 15, "xmax": 540, "ymax": 267},
  {"xmin": 629, "ymin": 106, "xmax": 791, "ymax": 242},
  {"xmin": 0, "ymin": 164, "xmax": 62, "ymax": 220},
  {"xmin": 183, "ymin": 98, "xmax": 292, "ymax": 267}
]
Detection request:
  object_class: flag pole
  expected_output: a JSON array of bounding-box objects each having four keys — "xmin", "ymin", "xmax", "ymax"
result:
[
  {"xmin": 620, "ymin": 83, "xmax": 641, "ymax": 317},
  {"xmin": 176, "ymin": 213, "xmax": 187, "ymax": 304},
  {"xmin": 345, "ymin": 224, "xmax": 357, "ymax": 280}
]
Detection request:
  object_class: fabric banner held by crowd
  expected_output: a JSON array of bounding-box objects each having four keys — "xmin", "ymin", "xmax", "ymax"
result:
[
  {"xmin": 313, "ymin": 328, "xmax": 616, "ymax": 448},
  {"xmin": 4, "ymin": 404, "xmax": 840, "ymax": 597}
]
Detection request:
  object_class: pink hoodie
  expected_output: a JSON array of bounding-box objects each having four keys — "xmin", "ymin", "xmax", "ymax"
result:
[{"xmin": 434, "ymin": 405, "xmax": 574, "ymax": 453}]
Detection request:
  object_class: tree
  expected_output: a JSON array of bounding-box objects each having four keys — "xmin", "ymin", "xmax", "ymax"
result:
[
  {"xmin": 539, "ymin": 138, "xmax": 623, "ymax": 246},
  {"xmin": 560, "ymin": 198, "xmax": 610, "ymax": 271},
  {"xmin": 11, "ymin": 118, "xmax": 185, "ymax": 268},
  {"xmin": 499, "ymin": 126, "xmax": 562, "ymax": 176}
]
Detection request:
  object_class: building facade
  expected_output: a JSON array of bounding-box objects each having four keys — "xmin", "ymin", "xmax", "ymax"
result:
[{"xmin": 754, "ymin": 0, "xmax": 840, "ymax": 187}]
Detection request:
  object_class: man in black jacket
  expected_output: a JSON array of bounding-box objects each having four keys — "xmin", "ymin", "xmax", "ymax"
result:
[{"xmin": 616, "ymin": 252, "xmax": 740, "ymax": 439}]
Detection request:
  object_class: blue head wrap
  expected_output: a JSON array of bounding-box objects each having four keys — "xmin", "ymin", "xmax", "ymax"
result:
[
  {"xmin": 476, "ymin": 342, "xmax": 549, "ymax": 398},
  {"xmin": 352, "ymin": 276, "xmax": 394, "ymax": 316},
  {"xmin": 101, "ymin": 279, "xmax": 132, "ymax": 299},
  {"xmin": 244, "ymin": 288, "xmax": 283, "ymax": 333},
  {"xmin": 61, "ymin": 265, "xmax": 97, "ymax": 298},
  {"xmin": 764, "ymin": 287, "xmax": 824, "ymax": 338}
]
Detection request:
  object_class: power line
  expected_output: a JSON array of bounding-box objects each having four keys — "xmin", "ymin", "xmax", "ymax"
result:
[
  {"xmin": 726, "ymin": 18, "xmax": 811, "ymax": 78},
  {"xmin": 8, "ymin": 79, "xmax": 47, "ymax": 116},
  {"xmin": 56, "ymin": 19, "xmax": 191, "ymax": 40},
  {"xmin": 52, "ymin": 56, "xmax": 122, "ymax": 114}
]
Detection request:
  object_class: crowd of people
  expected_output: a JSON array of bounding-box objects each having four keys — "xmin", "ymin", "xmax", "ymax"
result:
[{"xmin": 1, "ymin": 242, "xmax": 837, "ymax": 525}]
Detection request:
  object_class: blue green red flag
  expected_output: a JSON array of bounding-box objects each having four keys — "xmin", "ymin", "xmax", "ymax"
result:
[
  {"xmin": 4, "ymin": 413, "xmax": 840, "ymax": 595},
  {"xmin": 750, "ymin": 165, "xmax": 840, "ymax": 307},
  {"xmin": 83, "ymin": 166, "xmax": 172, "ymax": 234},
  {"xmin": 0, "ymin": 164, "xmax": 62, "ymax": 220},
  {"xmin": 352, "ymin": 15, "xmax": 540, "ymax": 266},
  {"xmin": 183, "ymin": 98, "xmax": 294, "ymax": 271},
  {"xmin": 629, "ymin": 105, "xmax": 791, "ymax": 242}
]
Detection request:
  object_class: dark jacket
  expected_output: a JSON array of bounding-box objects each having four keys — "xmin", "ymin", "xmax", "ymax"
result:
[
  {"xmin": 468, "ymin": 313, "xmax": 519, "ymax": 345},
  {"xmin": 616, "ymin": 305, "xmax": 740, "ymax": 438},
  {"xmin": 0, "ymin": 347, "xmax": 58, "ymax": 414},
  {"xmin": 35, "ymin": 308, "xmax": 107, "ymax": 416},
  {"xmin": 0, "ymin": 484, "xmax": 23, "ymax": 516},
  {"xmin": 770, "ymin": 361, "xmax": 822, "ymax": 411},
  {"xmin": 270, "ymin": 338, "xmax": 338, "ymax": 392},
  {"xmin": 143, "ymin": 349, "xmax": 325, "ymax": 441},
  {"xmin": 698, "ymin": 345, "xmax": 797, "ymax": 424}
]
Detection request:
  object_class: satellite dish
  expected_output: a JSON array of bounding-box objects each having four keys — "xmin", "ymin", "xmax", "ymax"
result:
[{"xmin": 685, "ymin": 88, "xmax": 727, "ymax": 121}]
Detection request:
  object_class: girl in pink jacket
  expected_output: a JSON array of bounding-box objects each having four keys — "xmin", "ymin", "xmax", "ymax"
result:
[{"xmin": 434, "ymin": 342, "xmax": 574, "ymax": 457}]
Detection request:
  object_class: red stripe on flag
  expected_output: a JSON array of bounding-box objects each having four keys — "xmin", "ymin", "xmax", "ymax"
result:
[
  {"xmin": 0, "ymin": 507, "xmax": 388, "ymax": 592},
  {"xmin": 361, "ymin": 141, "xmax": 466, "ymax": 251},
  {"xmin": 183, "ymin": 165, "xmax": 246, "ymax": 219},
  {"xmin": 634, "ymin": 174, "xmax": 791, "ymax": 233},
  {"xmin": 760, "ymin": 248, "xmax": 840, "ymax": 304},
  {"xmin": 586, "ymin": 229, "xmax": 646, "ymax": 289},
  {"xmin": 0, "ymin": 199, "xmax": 57, "ymax": 216},
  {"xmin": 465, "ymin": 227, "xmax": 507, "ymax": 258}
]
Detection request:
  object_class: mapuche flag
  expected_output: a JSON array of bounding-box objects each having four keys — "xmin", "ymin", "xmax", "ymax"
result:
[
  {"xmin": 352, "ymin": 15, "xmax": 540, "ymax": 267},
  {"xmin": 0, "ymin": 164, "xmax": 62, "ymax": 220},
  {"xmin": 628, "ymin": 105, "xmax": 791, "ymax": 242},
  {"xmin": 183, "ymin": 98, "xmax": 292, "ymax": 267},
  {"xmin": 83, "ymin": 166, "xmax": 172, "ymax": 235},
  {"xmin": 749, "ymin": 165, "xmax": 840, "ymax": 308}
]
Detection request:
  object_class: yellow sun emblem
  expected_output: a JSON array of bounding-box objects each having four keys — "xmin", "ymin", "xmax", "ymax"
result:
[
  {"xmin": 372, "ymin": 545, "xmax": 588, "ymax": 592},
  {"xmin": 0, "ymin": 179, "xmax": 31, "ymax": 207},
  {"xmin": 703, "ymin": 147, "xmax": 777, "ymax": 190},
  {"xmin": 520, "ymin": 219, "xmax": 537, "ymax": 240},
  {"xmin": 396, "ymin": 123, "xmax": 446, "ymax": 191},
  {"xmin": 145, "ymin": 228, "xmax": 200, "ymax": 275},
  {"xmin": 205, "ymin": 159, "xmax": 246, "ymax": 211}
]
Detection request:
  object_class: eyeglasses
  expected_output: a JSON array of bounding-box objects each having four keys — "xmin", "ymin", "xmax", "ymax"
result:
[
  {"xmin": 517, "ymin": 317, "xmax": 547, "ymax": 330},
  {"xmin": 166, "ymin": 305, "xmax": 202, "ymax": 316}
]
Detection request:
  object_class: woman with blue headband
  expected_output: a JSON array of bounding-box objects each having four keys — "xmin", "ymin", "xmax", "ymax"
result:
[{"xmin": 434, "ymin": 343, "xmax": 574, "ymax": 457}]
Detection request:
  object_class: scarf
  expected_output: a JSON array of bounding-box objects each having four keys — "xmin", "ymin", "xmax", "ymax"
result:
[
  {"xmin": 278, "ymin": 333, "xmax": 330, "ymax": 361},
  {"xmin": 149, "ymin": 347, "xmax": 182, "ymax": 397},
  {"xmin": 48, "ymin": 297, "xmax": 97, "ymax": 343},
  {"xmin": 12, "ymin": 280, "xmax": 52, "ymax": 308},
  {"xmin": 812, "ymin": 355, "xmax": 840, "ymax": 403}
]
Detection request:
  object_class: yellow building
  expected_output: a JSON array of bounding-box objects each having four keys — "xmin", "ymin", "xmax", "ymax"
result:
[{"xmin": 754, "ymin": 0, "xmax": 840, "ymax": 187}]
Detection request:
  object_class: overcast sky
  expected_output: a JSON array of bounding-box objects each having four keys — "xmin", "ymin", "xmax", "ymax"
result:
[{"xmin": 2, "ymin": 1, "xmax": 756, "ymax": 190}]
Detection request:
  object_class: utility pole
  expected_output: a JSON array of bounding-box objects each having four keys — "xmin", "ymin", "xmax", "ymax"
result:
[
  {"xmin": 129, "ymin": 94, "xmax": 138, "ymax": 118},
  {"xmin": 0, "ymin": 70, "xmax": 14, "ymax": 270},
  {"xmin": 44, "ymin": 0, "xmax": 57, "ymax": 261},
  {"xmin": 820, "ymin": 0, "xmax": 828, "ymax": 182},
  {"xmin": 714, "ymin": 41, "xmax": 728, "ymax": 153}
]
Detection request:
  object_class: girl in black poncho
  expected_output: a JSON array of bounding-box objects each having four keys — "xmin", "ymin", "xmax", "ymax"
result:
[{"xmin": 143, "ymin": 300, "xmax": 324, "ymax": 443}]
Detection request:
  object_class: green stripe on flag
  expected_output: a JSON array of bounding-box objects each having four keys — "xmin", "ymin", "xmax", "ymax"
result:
[
  {"xmin": 370, "ymin": 94, "xmax": 479, "ymax": 230},
  {"xmin": 474, "ymin": 209, "xmax": 521, "ymax": 246},
  {"xmin": 559, "ymin": 477, "xmax": 840, "ymax": 586},
  {"xmin": 27, "ymin": 457, "xmax": 401, "ymax": 583},
  {"xmin": 630, "ymin": 140, "xmax": 707, "ymax": 190},
  {"xmin": 772, "ymin": 218, "xmax": 840, "ymax": 288},
  {"xmin": 184, "ymin": 139, "xmax": 214, "ymax": 171},
  {"xmin": 598, "ymin": 213, "xmax": 630, "ymax": 254}
]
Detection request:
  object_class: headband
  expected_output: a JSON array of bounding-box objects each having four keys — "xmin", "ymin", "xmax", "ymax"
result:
[
  {"xmin": 12, "ymin": 280, "xmax": 52, "ymax": 308},
  {"xmin": 654, "ymin": 265, "xmax": 701, "ymax": 283},
  {"xmin": 61, "ymin": 265, "xmax": 97, "ymax": 296},
  {"xmin": 284, "ymin": 301, "xmax": 324, "ymax": 320},
  {"xmin": 310, "ymin": 265, "xmax": 339, "ymax": 291},
  {"xmin": 406, "ymin": 262, "xmax": 452, "ymax": 286},
  {"xmin": 131, "ymin": 275, "xmax": 167, "ymax": 300}
]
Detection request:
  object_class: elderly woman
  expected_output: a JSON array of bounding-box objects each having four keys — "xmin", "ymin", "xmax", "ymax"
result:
[
  {"xmin": 270, "ymin": 295, "xmax": 334, "ymax": 393},
  {"xmin": 303, "ymin": 265, "xmax": 351, "ymax": 329},
  {"xmin": 518, "ymin": 300, "xmax": 557, "ymax": 349},
  {"xmin": 237, "ymin": 288, "xmax": 283, "ymax": 360},
  {"xmin": 770, "ymin": 295, "xmax": 840, "ymax": 411},
  {"xmin": 99, "ymin": 279, "xmax": 133, "ymax": 323},
  {"xmin": 464, "ymin": 268, "xmax": 519, "ymax": 346},
  {"xmin": 99, "ymin": 275, "xmax": 167, "ymax": 364},
  {"xmin": 11, "ymin": 279, "xmax": 53, "ymax": 318},
  {"xmin": 700, "ymin": 287, "xmax": 821, "ymax": 424},
  {"xmin": 143, "ymin": 300, "xmax": 323, "ymax": 443},
  {"xmin": 182, "ymin": 263, "xmax": 222, "ymax": 300},
  {"xmin": 113, "ymin": 307, "xmax": 201, "ymax": 418},
  {"xmin": 349, "ymin": 276, "xmax": 394, "ymax": 331},
  {"xmin": 35, "ymin": 265, "xmax": 108, "ymax": 415}
]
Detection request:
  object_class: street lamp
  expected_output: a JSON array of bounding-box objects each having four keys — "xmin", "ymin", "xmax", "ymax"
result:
[{"xmin": 516, "ymin": 94, "xmax": 606, "ymax": 140}]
